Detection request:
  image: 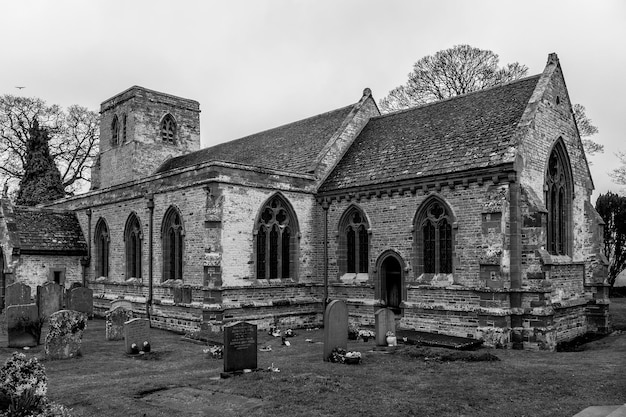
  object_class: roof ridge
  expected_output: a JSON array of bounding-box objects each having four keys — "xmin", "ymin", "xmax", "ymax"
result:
[{"xmin": 374, "ymin": 74, "xmax": 542, "ymax": 120}]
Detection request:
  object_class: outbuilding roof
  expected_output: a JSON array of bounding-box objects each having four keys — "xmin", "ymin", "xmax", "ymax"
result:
[
  {"xmin": 10, "ymin": 205, "xmax": 87, "ymax": 255},
  {"xmin": 319, "ymin": 75, "xmax": 541, "ymax": 192}
]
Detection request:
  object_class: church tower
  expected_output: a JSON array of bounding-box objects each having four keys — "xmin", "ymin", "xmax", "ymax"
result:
[{"xmin": 91, "ymin": 86, "xmax": 200, "ymax": 189}]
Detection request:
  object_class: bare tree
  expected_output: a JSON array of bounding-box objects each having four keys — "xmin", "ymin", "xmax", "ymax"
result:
[
  {"xmin": 610, "ymin": 151, "xmax": 626, "ymax": 186},
  {"xmin": 380, "ymin": 45, "xmax": 602, "ymax": 157},
  {"xmin": 0, "ymin": 95, "xmax": 99, "ymax": 196},
  {"xmin": 379, "ymin": 45, "xmax": 528, "ymax": 112}
]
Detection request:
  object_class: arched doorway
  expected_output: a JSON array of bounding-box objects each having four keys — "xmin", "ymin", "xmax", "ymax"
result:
[{"xmin": 379, "ymin": 254, "xmax": 403, "ymax": 315}]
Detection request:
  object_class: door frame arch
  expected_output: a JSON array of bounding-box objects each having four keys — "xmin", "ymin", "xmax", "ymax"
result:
[{"xmin": 375, "ymin": 250, "xmax": 406, "ymax": 314}]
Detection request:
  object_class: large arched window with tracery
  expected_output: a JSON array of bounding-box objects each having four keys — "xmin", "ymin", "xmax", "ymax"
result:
[
  {"xmin": 255, "ymin": 195, "xmax": 299, "ymax": 279},
  {"xmin": 338, "ymin": 206, "xmax": 370, "ymax": 276},
  {"xmin": 162, "ymin": 207, "xmax": 184, "ymax": 281},
  {"xmin": 545, "ymin": 140, "xmax": 572, "ymax": 255},
  {"xmin": 125, "ymin": 213, "xmax": 142, "ymax": 279},
  {"xmin": 161, "ymin": 114, "xmax": 177, "ymax": 144},
  {"xmin": 415, "ymin": 198, "xmax": 454, "ymax": 274},
  {"xmin": 94, "ymin": 218, "xmax": 110, "ymax": 278}
]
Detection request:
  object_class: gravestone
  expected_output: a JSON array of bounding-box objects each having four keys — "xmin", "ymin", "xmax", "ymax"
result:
[
  {"xmin": 67, "ymin": 287, "xmax": 93, "ymax": 317},
  {"xmin": 6, "ymin": 282, "xmax": 31, "ymax": 307},
  {"xmin": 223, "ymin": 321, "xmax": 257, "ymax": 373},
  {"xmin": 7, "ymin": 303, "xmax": 39, "ymax": 348},
  {"xmin": 323, "ymin": 300, "xmax": 348, "ymax": 361},
  {"xmin": 106, "ymin": 306, "xmax": 133, "ymax": 341},
  {"xmin": 124, "ymin": 318, "xmax": 151, "ymax": 354},
  {"xmin": 375, "ymin": 308, "xmax": 397, "ymax": 346},
  {"xmin": 45, "ymin": 310, "xmax": 87, "ymax": 360},
  {"xmin": 110, "ymin": 299, "xmax": 133, "ymax": 311},
  {"xmin": 37, "ymin": 282, "xmax": 63, "ymax": 321}
]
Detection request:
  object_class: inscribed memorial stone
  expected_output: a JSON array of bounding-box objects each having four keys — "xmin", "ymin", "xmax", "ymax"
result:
[
  {"xmin": 375, "ymin": 308, "xmax": 396, "ymax": 346},
  {"xmin": 124, "ymin": 318, "xmax": 151, "ymax": 354},
  {"xmin": 223, "ymin": 321, "xmax": 257, "ymax": 372},
  {"xmin": 7, "ymin": 303, "xmax": 39, "ymax": 348},
  {"xmin": 37, "ymin": 282, "xmax": 63, "ymax": 320},
  {"xmin": 67, "ymin": 287, "xmax": 93, "ymax": 317},
  {"xmin": 6, "ymin": 282, "xmax": 31, "ymax": 306},
  {"xmin": 323, "ymin": 300, "xmax": 348, "ymax": 361},
  {"xmin": 45, "ymin": 310, "xmax": 87, "ymax": 359},
  {"xmin": 106, "ymin": 306, "xmax": 133, "ymax": 341}
]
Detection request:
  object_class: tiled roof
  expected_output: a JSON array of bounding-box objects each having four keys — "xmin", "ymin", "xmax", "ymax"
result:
[
  {"xmin": 320, "ymin": 75, "xmax": 541, "ymax": 192},
  {"xmin": 157, "ymin": 104, "xmax": 357, "ymax": 175},
  {"xmin": 13, "ymin": 207, "xmax": 87, "ymax": 254}
]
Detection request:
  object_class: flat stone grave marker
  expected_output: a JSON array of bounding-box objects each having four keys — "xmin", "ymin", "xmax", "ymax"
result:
[
  {"xmin": 67, "ymin": 287, "xmax": 93, "ymax": 317},
  {"xmin": 45, "ymin": 310, "xmax": 87, "ymax": 360},
  {"xmin": 37, "ymin": 282, "xmax": 63, "ymax": 321},
  {"xmin": 124, "ymin": 318, "xmax": 151, "ymax": 354},
  {"xmin": 106, "ymin": 306, "xmax": 133, "ymax": 341},
  {"xmin": 375, "ymin": 307, "xmax": 396, "ymax": 346},
  {"xmin": 323, "ymin": 300, "xmax": 348, "ymax": 361},
  {"xmin": 110, "ymin": 299, "xmax": 133, "ymax": 311},
  {"xmin": 223, "ymin": 321, "xmax": 257, "ymax": 373},
  {"xmin": 7, "ymin": 303, "xmax": 39, "ymax": 348},
  {"xmin": 6, "ymin": 282, "xmax": 31, "ymax": 307}
]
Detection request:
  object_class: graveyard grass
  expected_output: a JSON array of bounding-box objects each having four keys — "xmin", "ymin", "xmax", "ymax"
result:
[{"xmin": 0, "ymin": 299, "xmax": 624, "ymax": 417}]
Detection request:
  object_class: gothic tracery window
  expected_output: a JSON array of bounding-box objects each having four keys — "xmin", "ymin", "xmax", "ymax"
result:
[
  {"xmin": 339, "ymin": 207, "xmax": 369, "ymax": 275},
  {"xmin": 125, "ymin": 213, "xmax": 142, "ymax": 278},
  {"xmin": 94, "ymin": 218, "xmax": 110, "ymax": 278},
  {"xmin": 416, "ymin": 200, "xmax": 453, "ymax": 274},
  {"xmin": 256, "ymin": 196, "xmax": 298, "ymax": 279},
  {"xmin": 161, "ymin": 114, "xmax": 176, "ymax": 144},
  {"xmin": 122, "ymin": 114, "xmax": 127, "ymax": 142},
  {"xmin": 545, "ymin": 141, "xmax": 572, "ymax": 255},
  {"xmin": 162, "ymin": 207, "xmax": 184, "ymax": 281}
]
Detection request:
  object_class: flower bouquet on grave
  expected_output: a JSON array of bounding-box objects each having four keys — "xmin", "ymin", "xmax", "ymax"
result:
[
  {"xmin": 348, "ymin": 324, "xmax": 359, "ymax": 340},
  {"xmin": 358, "ymin": 329, "xmax": 375, "ymax": 342},
  {"xmin": 344, "ymin": 351, "xmax": 362, "ymax": 365},
  {"xmin": 328, "ymin": 347, "xmax": 347, "ymax": 363},
  {"xmin": 385, "ymin": 331, "xmax": 397, "ymax": 347},
  {"xmin": 284, "ymin": 328, "xmax": 295, "ymax": 337},
  {"xmin": 203, "ymin": 344, "xmax": 223, "ymax": 359}
]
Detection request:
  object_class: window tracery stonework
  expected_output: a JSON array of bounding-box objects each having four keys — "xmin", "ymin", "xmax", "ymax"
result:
[{"xmin": 256, "ymin": 196, "xmax": 297, "ymax": 279}]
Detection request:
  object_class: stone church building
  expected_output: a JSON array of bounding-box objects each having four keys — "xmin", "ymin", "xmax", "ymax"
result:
[{"xmin": 0, "ymin": 53, "xmax": 610, "ymax": 349}]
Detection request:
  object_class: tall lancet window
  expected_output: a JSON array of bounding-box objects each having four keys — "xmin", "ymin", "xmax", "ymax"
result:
[
  {"xmin": 125, "ymin": 213, "xmax": 142, "ymax": 279},
  {"xmin": 162, "ymin": 207, "xmax": 184, "ymax": 281},
  {"xmin": 545, "ymin": 140, "xmax": 572, "ymax": 256}
]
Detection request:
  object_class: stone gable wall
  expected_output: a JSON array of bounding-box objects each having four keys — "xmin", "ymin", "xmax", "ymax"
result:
[{"xmin": 13, "ymin": 254, "xmax": 83, "ymax": 294}]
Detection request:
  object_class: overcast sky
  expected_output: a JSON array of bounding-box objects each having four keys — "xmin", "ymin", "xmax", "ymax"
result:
[{"xmin": 1, "ymin": 0, "xmax": 624, "ymax": 198}]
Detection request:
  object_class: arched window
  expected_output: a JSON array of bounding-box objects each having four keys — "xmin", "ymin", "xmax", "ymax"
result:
[
  {"xmin": 94, "ymin": 218, "xmax": 110, "ymax": 278},
  {"xmin": 111, "ymin": 115, "xmax": 119, "ymax": 146},
  {"xmin": 122, "ymin": 114, "xmax": 127, "ymax": 142},
  {"xmin": 255, "ymin": 195, "xmax": 299, "ymax": 279},
  {"xmin": 338, "ymin": 206, "xmax": 370, "ymax": 275},
  {"xmin": 415, "ymin": 198, "xmax": 454, "ymax": 274},
  {"xmin": 124, "ymin": 213, "xmax": 142, "ymax": 279},
  {"xmin": 162, "ymin": 206, "xmax": 184, "ymax": 281},
  {"xmin": 545, "ymin": 140, "xmax": 572, "ymax": 255},
  {"xmin": 160, "ymin": 114, "xmax": 176, "ymax": 144}
]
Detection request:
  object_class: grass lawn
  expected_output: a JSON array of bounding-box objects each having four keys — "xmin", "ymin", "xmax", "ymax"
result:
[{"xmin": 1, "ymin": 299, "xmax": 625, "ymax": 417}]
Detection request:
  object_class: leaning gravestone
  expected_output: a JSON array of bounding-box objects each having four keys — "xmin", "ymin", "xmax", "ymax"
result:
[
  {"xmin": 7, "ymin": 303, "xmax": 39, "ymax": 348},
  {"xmin": 37, "ymin": 282, "xmax": 63, "ymax": 321},
  {"xmin": 106, "ymin": 306, "xmax": 133, "ymax": 341},
  {"xmin": 223, "ymin": 321, "xmax": 257, "ymax": 373},
  {"xmin": 6, "ymin": 282, "xmax": 31, "ymax": 307},
  {"xmin": 67, "ymin": 287, "xmax": 94, "ymax": 317},
  {"xmin": 323, "ymin": 300, "xmax": 348, "ymax": 361},
  {"xmin": 45, "ymin": 310, "xmax": 87, "ymax": 359},
  {"xmin": 124, "ymin": 318, "xmax": 151, "ymax": 354},
  {"xmin": 375, "ymin": 308, "xmax": 396, "ymax": 346}
]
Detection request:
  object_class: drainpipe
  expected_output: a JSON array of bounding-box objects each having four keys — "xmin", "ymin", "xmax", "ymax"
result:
[
  {"xmin": 147, "ymin": 195, "xmax": 154, "ymax": 320},
  {"xmin": 85, "ymin": 209, "xmax": 92, "ymax": 287},
  {"xmin": 322, "ymin": 198, "xmax": 330, "ymax": 309}
]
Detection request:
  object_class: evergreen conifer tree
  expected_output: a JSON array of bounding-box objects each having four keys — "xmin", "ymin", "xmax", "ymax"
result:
[{"xmin": 16, "ymin": 119, "xmax": 65, "ymax": 205}]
